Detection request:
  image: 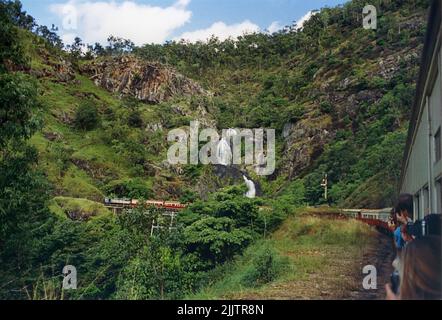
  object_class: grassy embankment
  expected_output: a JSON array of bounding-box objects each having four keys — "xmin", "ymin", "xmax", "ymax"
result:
[{"xmin": 191, "ymin": 207, "xmax": 376, "ymax": 300}]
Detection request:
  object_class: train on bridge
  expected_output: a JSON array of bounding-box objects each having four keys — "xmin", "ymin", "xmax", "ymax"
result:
[{"xmin": 104, "ymin": 198, "xmax": 187, "ymax": 211}]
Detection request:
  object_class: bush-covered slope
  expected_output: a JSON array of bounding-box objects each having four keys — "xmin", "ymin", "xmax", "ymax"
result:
[
  {"xmin": 0, "ymin": 0, "xmax": 431, "ymax": 300},
  {"xmin": 14, "ymin": 0, "xmax": 429, "ymax": 210},
  {"xmin": 133, "ymin": 0, "xmax": 429, "ymax": 207},
  {"xmin": 190, "ymin": 208, "xmax": 375, "ymax": 299},
  {"xmin": 16, "ymin": 30, "xmax": 219, "ymax": 210},
  {"xmin": 19, "ymin": 0, "xmax": 423, "ymax": 208}
]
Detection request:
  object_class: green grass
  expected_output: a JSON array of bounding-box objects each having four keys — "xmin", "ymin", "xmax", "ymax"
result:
[
  {"xmin": 72, "ymin": 144, "xmax": 122, "ymax": 166},
  {"xmin": 30, "ymin": 69, "xmax": 142, "ymax": 200},
  {"xmin": 71, "ymin": 75, "xmax": 121, "ymax": 109},
  {"xmin": 41, "ymin": 81, "xmax": 80, "ymax": 114},
  {"xmin": 48, "ymin": 196, "xmax": 111, "ymax": 221},
  {"xmin": 189, "ymin": 209, "xmax": 374, "ymax": 299},
  {"xmin": 61, "ymin": 166, "xmax": 104, "ymax": 201}
]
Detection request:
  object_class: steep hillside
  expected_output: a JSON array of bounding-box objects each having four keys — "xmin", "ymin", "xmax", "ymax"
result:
[
  {"xmin": 134, "ymin": 0, "xmax": 429, "ymax": 208},
  {"xmin": 15, "ymin": 0, "xmax": 428, "ymax": 212},
  {"xmin": 18, "ymin": 30, "xmax": 219, "ymax": 214},
  {"xmin": 0, "ymin": 0, "xmax": 431, "ymax": 300},
  {"xmin": 80, "ymin": 55, "xmax": 209, "ymax": 104},
  {"xmin": 12, "ymin": 1, "xmax": 427, "ymax": 212}
]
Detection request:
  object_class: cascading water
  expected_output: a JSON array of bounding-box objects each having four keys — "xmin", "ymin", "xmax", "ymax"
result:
[
  {"xmin": 216, "ymin": 129, "xmax": 237, "ymax": 166},
  {"xmin": 215, "ymin": 129, "xmax": 256, "ymax": 199},
  {"xmin": 216, "ymin": 138, "xmax": 232, "ymax": 166},
  {"xmin": 243, "ymin": 175, "xmax": 256, "ymax": 199}
]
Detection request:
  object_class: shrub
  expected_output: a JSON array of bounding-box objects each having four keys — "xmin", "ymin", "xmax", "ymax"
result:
[
  {"xmin": 241, "ymin": 246, "xmax": 287, "ymax": 288},
  {"xmin": 319, "ymin": 101, "xmax": 333, "ymax": 114},
  {"xmin": 74, "ymin": 101, "xmax": 100, "ymax": 131},
  {"xmin": 104, "ymin": 178, "xmax": 152, "ymax": 199},
  {"xmin": 369, "ymin": 76, "xmax": 387, "ymax": 89},
  {"xmin": 285, "ymin": 103, "xmax": 306, "ymax": 122},
  {"xmin": 128, "ymin": 110, "xmax": 143, "ymax": 128},
  {"xmin": 183, "ymin": 217, "xmax": 253, "ymax": 268}
]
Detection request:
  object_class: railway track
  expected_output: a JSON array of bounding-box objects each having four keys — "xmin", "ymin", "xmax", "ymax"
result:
[
  {"xmin": 349, "ymin": 232, "xmax": 395, "ymax": 300},
  {"xmin": 341, "ymin": 208, "xmax": 395, "ymax": 299}
]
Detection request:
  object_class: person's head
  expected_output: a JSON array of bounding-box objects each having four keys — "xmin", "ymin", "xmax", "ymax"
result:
[
  {"xmin": 396, "ymin": 193, "xmax": 414, "ymax": 224},
  {"xmin": 398, "ymin": 236, "xmax": 442, "ymax": 300}
]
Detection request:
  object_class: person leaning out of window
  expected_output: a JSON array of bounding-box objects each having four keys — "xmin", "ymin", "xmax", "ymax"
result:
[{"xmin": 394, "ymin": 195, "xmax": 415, "ymax": 250}]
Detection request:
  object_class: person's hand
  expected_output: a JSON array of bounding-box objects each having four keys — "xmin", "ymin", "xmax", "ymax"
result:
[
  {"xmin": 385, "ymin": 283, "xmax": 399, "ymax": 300},
  {"xmin": 387, "ymin": 219, "xmax": 396, "ymax": 231},
  {"xmin": 402, "ymin": 231, "xmax": 414, "ymax": 242}
]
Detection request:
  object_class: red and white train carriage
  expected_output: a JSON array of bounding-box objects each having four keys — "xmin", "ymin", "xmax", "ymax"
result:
[{"xmin": 104, "ymin": 198, "xmax": 187, "ymax": 211}]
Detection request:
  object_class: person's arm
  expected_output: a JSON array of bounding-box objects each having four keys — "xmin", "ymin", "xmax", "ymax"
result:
[
  {"xmin": 388, "ymin": 218, "xmax": 396, "ymax": 232},
  {"xmin": 401, "ymin": 224, "xmax": 414, "ymax": 242},
  {"xmin": 385, "ymin": 283, "xmax": 400, "ymax": 300},
  {"xmin": 394, "ymin": 227, "xmax": 403, "ymax": 249}
]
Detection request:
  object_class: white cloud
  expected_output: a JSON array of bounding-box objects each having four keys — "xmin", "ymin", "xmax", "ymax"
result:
[
  {"xmin": 175, "ymin": 20, "xmax": 260, "ymax": 43},
  {"xmin": 60, "ymin": 32, "xmax": 77, "ymax": 46},
  {"xmin": 49, "ymin": 1, "xmax": 318, "ymax": 47},
  {"xmin": 267, "ymin": 21, "xmax": 282, "ymax": 34},
  {"xmin": 50, "ymin": 0, "xmax": 192, "ymax": 46},
  {"xmin": 295, "ymin": 10, "xmax": 318, "ymax": 30},
  {"xmin": 174, "ymin": 0, "xmax": 190, "ymax": 8}
]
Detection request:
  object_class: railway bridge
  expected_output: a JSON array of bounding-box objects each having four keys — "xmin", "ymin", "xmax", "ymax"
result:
[
  {"xmin": 104, "ymin": 198, "xmax": 187, "ymax": 236},
  {"xmin": 104, "ymin": 199, "xmax": 395, "ymax": 235}
]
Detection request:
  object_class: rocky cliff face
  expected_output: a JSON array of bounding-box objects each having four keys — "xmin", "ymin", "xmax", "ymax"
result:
[
  {"xmin": 80, "ymin": 55, "xmax": 208, "ymax": 104},
  {"xmin": 280, "ymin": 41, "xmax": 423, "ymax": 179},
  {"xmin": 25, "ymin": 49, "xmax": 77, "ymax": 83},
  {"xmin": 282, "ymin": 116, "xmax": 335, "ymax": 178}
]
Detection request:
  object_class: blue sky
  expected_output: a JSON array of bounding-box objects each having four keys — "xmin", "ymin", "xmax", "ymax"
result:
[{"xmin": 21, "ymin": 0, "xmax": 349, "ymax": 45}]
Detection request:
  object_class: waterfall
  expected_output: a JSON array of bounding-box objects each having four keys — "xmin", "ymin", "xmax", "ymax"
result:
[
  {"xmin": 256, "ymin": 152, "xmax": 266, "ymax": 166},
  {"xmin": 216, "ymin": 138, "xmax": 232, "ymax": 166},
  {"xmin": 243, "ymin": 175, "xmax": 256, "ymax": 199},
  {"xmin": 216, "ymin": 129, "xmax": 237, "ymax": 166}
]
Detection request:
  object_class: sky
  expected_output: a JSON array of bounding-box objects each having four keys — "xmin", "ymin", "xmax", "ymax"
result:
[{"xmin": 20, "ymin": 0, "xmax": 349, "ymax": 46}]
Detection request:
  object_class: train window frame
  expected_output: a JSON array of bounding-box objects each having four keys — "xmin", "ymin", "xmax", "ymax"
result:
[
  {"xmin": 414, "ymin": 192, "xmax": 421, "ymax": 221},
  {"xmin": 435, "ymin": 127, "xmax": 441, "ymax": 163},
  {"xmin": 436, "ymin": 178, "xmax": 442, "ymax": 214},
  {"xmin": 423, "ymin": 186, "xmax": 430, "ymax": 217}
]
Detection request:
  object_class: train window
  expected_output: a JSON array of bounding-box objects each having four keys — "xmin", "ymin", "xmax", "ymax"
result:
[{"xmin": 435, "ymin": 128, "xmax": 441, "ymax": 163}]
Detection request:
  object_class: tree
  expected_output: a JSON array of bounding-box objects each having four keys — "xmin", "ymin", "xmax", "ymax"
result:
[
  {"xmin": 0, "ymin": 73, "xmax": 41, "ymax": 145},
  {"xmin": 74, "ymin": 101, "xmax": 100, "ymax": 131},
  {"xmin": 35, "ymin": 25, "xmax": 63, "ymax": 49},
  {"xmin": 0, "ymin": 0, "xmax": 36, "ymax": 31},
  {"xmin": 0, "ymin": 0, "xmax": 28, "ymax": 71},
  {"xmin": 106, "ymin": 35, "xmax": 134, "ymax": 55},
  {"xmin": 88, "ymin": 42, "xmax": 105, "ymax": 57},
  {"xmin": 116, "ymin": 242, "xmax": 185, "ymax": 300},
  {"xmin": 0, "ymin": 3, "xmax": 52, "ymax": 298},
  {"xmin": 68, "ymin": 37, "xmax": 84, "ymax": 60},
  {"xmin": 183, "ymin": 217, "xmax": 252, "ymax": 267}
]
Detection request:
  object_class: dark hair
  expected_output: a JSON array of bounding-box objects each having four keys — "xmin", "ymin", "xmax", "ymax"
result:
[
  {"xmin": 390, "ymin": 207, "xmax": 398, "ymax": 225},
  {"xmin": 399, "ymin": 236, "xmax": 442, "ymax": 300},
  {"xmin": 396, "ymin": 193, "xmax": 414, "ymax": 220}
]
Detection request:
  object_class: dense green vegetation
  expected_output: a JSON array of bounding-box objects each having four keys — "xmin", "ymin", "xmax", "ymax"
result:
[
  {"xmin": 1, "ymin": 0, "xmax": 53, "ymax": 299},
  {"xmin": 191, "ymin": 210, "xmax": 375, "ymax": 299},
  {"xmin": 0, "ymin": 0, "xmax": 430, "ymax": 299},
  {"xmin": 133, "ymin": 0, "xmax": 427, "ymax": 207}
]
